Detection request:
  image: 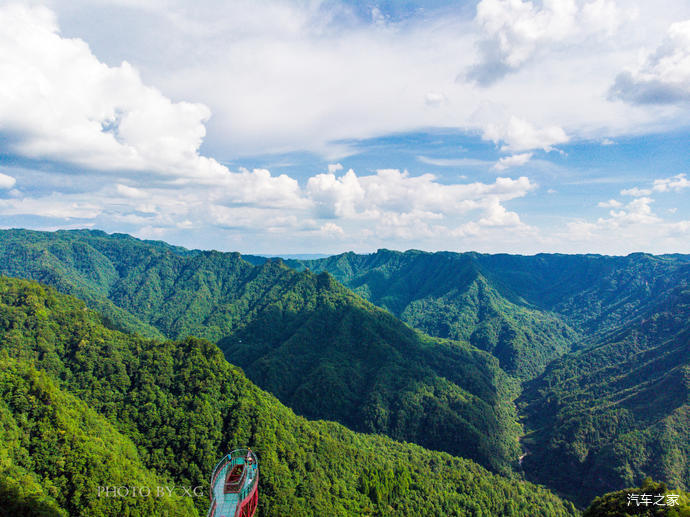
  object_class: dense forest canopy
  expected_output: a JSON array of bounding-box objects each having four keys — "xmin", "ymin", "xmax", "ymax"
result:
[{"xmin": 0, "ymin": 276, "xmax": 578, "ymax": 516}]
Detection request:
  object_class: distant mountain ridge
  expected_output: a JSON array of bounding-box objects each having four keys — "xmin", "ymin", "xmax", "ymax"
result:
[
  {"xmin": 296, "ymin": 248, "xmax": 690, "ymax": 350},
  {"xmin": 293, "ymin": 249, "xmax": 580, "ymax": 378}
]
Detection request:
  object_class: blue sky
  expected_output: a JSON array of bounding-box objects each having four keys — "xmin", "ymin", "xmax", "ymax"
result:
[{"xmin": 1, "ymin": 0, "xmax": 690, "ymax": 255}]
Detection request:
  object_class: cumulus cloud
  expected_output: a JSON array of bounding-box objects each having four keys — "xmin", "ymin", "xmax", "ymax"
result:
[
  {"xmin": 610, "ymin": 20, "xmax": 690, "ymax": 104},
  {"xmin": 468, "ymin": 0, "xmax": 629, "ymax": 85},
  {"xmin": 605, "ymin": 197, "xmax": 660, "ymax": 226},
  {"xmin": 477, "ymin": 197, "xmax": 523, "ymax": 226},
  {"xmin": 3, "ymin": 1, "xmax": 689, "ymax": 254},
  {"xmin": 652, "ymin": 173, "xmax": 690, "ymax": 192},
  {"xmin": 306, "ymin": 168, "xmax": 535, "ymax": 220},
  {"xmin": 483, "ymin": 116, "xmax": 569, "ymax": 152},
  {"xmin": 116, "ymin": 184, "xmax": 147, "ymax": 199},
  {"xmin": 492, "ymin": 152, "xmax": 532, "ymax": 170},
  {"xmin": 320, "ymin": 222, "xmax": 345, "ymax": 237},
  {"xmin": 25, "ymin": 0, "xmax": 690, "ymax": 162},
  {"xmin": 621, "ymin": 173, "xmax": 690, "ymax": 196},
  {"xmin": 0, "ymin": 4, "xmax": 225, "ymax": 180},
  {"xmin": 213, "ymin": 168, "xmax": 308, "ymax": 209}
]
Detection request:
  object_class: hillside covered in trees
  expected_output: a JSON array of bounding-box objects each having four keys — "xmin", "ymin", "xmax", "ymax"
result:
[
  {"xmin": 520, "ymin": 274, "xmax": 690, "ymax": 505},
  {"xmin": 0, "ymin": 229, "xmax": 522, "ymax": 473},
  {"xmin": 584, "ymin": 479, "xmax": 690, "ymax": 516},
  {"xmin": 295, "ymin": 249, "xmax": 690, "ymax": 501},
  {"xmin": 0, "ymin": 276, "xmax": 578, "ymax": 516},
  {"xmin": 292, "ymin": 249, "xmax": 580, "ymax": 378},
  {"xmin": 1, "ymin": 229, "xmax": 689, "ymax": 509}
]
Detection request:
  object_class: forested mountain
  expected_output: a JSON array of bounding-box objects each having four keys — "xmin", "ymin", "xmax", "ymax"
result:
[
  {"xmin": 520, "ymin": 268, "xmax": 690, "ymax": 505},
  {"xmin": 2, "ymin": 228, "xmax": 690, "ymax": 509},
  {"xmin": 584, "ymin": 479, "xmax": 690, "ymax": 516},
  {"xmin": 295, "ymin": 250, "xmax": 690, "ymax": 377},
  {"xmin": 294, "ymin": 250, "xmax": 579, "ymax": 378},
  {"xmin": 217, "ymin": 266, "xmax": 523, "ymax": 473},
  {"xmin": 288, "ymin": 248, "xmax": 690, "ymax": 502},
  {"xmin": 0, "ymin": 277, "xmax": 578, "ymax": 516},
  {"xmin": 0, "ymin": 229, "xmax": 522, "ymax": 473}
]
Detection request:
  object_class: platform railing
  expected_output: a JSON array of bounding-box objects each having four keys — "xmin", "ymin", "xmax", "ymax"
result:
[{"xmin": 207, "ymin": 449, "xmax": 259, "ymax": 517}]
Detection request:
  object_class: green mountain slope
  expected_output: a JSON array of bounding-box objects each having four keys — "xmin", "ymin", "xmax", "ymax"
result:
[
  {"xmin": 519, "ymin": 270, "xmax": 690, "ymax": 505},
  {"xmin": 0, "ymin": 357, "xmax": 195, "ymax": 517},
  {"xmin": 584, "ymin": 479, "xmax": 690, "ymax": 517},
  {"xmin": 292, "ymin": 249, "xmax": 690, "ymax": 504},
  {"xmin": 0, "ymin": 277, "xmax": 578, "ymax": 516},
  {"xmin": 296, "ymin": 249, "xmax": 578, "ymax": 378},
  {"xmin": 0, "ymin": 229, "xmax": 172, "ymax": 339},
  {"xmin": 217, "ymin": 266, "xmax": 521, "ymax": 472},
  {"xmin": 0, "ymin": 229, "xmax": 522, "ymax": 473},
  {"xmin": 4, "ymin": 228, "xmax": 690, "ymax": 509}
]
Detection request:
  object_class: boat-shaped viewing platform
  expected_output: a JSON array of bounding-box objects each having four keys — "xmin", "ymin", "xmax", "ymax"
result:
[{"xmin": 207, "ymin": 448, "xmax": 259, "ymax": 517}]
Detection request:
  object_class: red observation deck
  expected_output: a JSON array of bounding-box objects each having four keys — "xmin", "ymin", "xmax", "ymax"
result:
[{"xmin": 207, "ymin": 448, "xmax": 258, "ymax": 517}]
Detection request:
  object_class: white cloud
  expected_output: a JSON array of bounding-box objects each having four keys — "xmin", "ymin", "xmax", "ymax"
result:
[
  {"xmin": 2, "ymin": 1, "xmax": 690, "ymax": 254},
  {"xmin": 306, "ymin": 168, "xmax": 535, "ymax": 220},
  {"xmin": 0, "ymin": 4, "xmax": 226, "ymax": 180},
  {"xmin": 597, "ymin": 199, "xmax": 622, "ymax": 208},
  {"xmin": 0, "ymin": 162, "xmax": 537, "ymax": 251},
  {"xmin": 116, "ymin": 184, "xmax": 147, "ymax": 199},
  {"xmin": 0, "ymin": 4, "xmax": 315, "ymax": 212},
  {"xmin": 477, "ymin": 197, "xmax": 522, "ymax": 227},
  {"xmin": 0, "ymin": 173, "xmax": 16, "ymax": 189},
  {"xmin": 652, "ymin": 173, "xmax": 690, "ymax": 192},
  {"xmin": 425, "ymin": 92, "xmax": 447, "ymax": 107},
  {"xmin": 558, "ymin": 182, "xmax": 690, "ymax": 253},
  {"xmin": 468, "ymin": 0, "xmax": 630, "ymax": 85},
  {"xmin": 483, "ymin": 116, "xmax": 569, "ymax": 152},
  {"xmin": 667, "ymin": 220, "xmax": 690, "ymax": 233},
  {"xmin": 492, "ymin": 152, "xmax": 532, "ymax": 170},
  {"xmin": 452, "ymin": 199, "xmax": 531, "ymax": 237},
  {"xmin": 621, "ymin": 187, "xmax": 652, "ymax": 197},
  {"xmin": 606, "ymin": 197, "xmax": 659, "ymax": 226},
  {"xmin": 320, "ymin": 222, "xmax": 345, "ymax": 237},
  {"xmin": 611, "ymin": 20, "xmax": 690, "ymax": 104},
  {"xmin": 562, "ymin": 193, "xmax": 690, "ymax": 253},
  {"xmin": 0, "ymin": 195, "xmax": 102, "ymax": 219},
  {"xmin": 621, "ymin": 173, "xmax": 690, "ymax": 196},
  {"xmin": 15, "ymin": 0, "xmax": 690, "ymax": 162},
  {"xmin": 213, "ymin": 168, "xmax": 308, "ymax": 209},
  {"xmin": 307, "ymin": 169, "xmax": 366, "ymax": 219}
]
